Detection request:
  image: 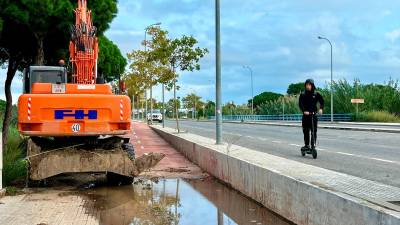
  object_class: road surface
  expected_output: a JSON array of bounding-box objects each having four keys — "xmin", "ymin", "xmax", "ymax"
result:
[{"xmin": 163, "ymin": 120, "xmax": 400, "ymax": 187}]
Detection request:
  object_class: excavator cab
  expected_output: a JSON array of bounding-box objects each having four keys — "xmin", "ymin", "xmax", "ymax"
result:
[{"xmin": 23, "ymin": 66, "xmax": 67, "ymax": 94}]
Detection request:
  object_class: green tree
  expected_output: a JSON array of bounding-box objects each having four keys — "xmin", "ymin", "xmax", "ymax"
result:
[
  {"xmin": 222, "ymin": 101, "xmax": 236, "ymax": 116},
  {"xmin": 166, "ymin": 98, "xmax": 181, "ymax": 118},
  {"xmin": 125, "ymin": 26, "xmax": 175, "ymax": 122},
  {"xmin": 98, "ymin": 35, "xmax": 127, "ymax": 82},
  {"xmin": 182, "ymin": 93, "xmax": 203, "ymax": 118},
  {"xmin": 235, "ymin": 104, "xmax": 252, "ymax": 115},
  {"xmin": 125, "ymin": 26, "xmax": 208, "ymax": 127},
  {"xmin": 204, "ymin": 100, "xmax": 215, "ymax": 118},
  {"xmin": 0, "ymin": 0, "xmax": 118, "ymax": 150},
  {"xmin": 249, "ymin": 91, "xmax": 283, "ymax": 113},
  {"xmin": 0, "ymin": 4, "xmax": 36, "ymax": 150},
  {"xmin": 287, "ymin": 82, "xmax": 304, "ymax": 95},
  {"xmin": 143, "ymin": 27, "xmax": 175, "ymax": 123},
  {"xmin": 166, "ymin": 36, "xmax": 208, "ymax": 131}
]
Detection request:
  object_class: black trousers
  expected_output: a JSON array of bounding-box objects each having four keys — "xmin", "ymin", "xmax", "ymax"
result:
[{"xmin": 302, "ymin": 115, "xmax": 318, "ymax": 147}]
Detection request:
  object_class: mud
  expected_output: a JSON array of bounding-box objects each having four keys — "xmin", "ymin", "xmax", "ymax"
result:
[{"xmin": 68, "ymin": 175, "xmax": 293, "ymax": 225}]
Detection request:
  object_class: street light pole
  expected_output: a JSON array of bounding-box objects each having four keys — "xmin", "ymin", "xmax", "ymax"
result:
[
  {"xmin": 243, "ymin": 65, "xmax": 254, "ymax": 116},
  {"xmin": 318, "ymin": 36, "xmax": 333, "ymax": 122},
  {"xmin": 144, "ymin": 22, "xmax": 161, "ymax": 124},
  {"xmin": 162, "ymin": 83, "xmax": 165, "ymax": 128},
  {"xmin": 215, "ymin": 0, "xmax": 222, "ymax": 144}
]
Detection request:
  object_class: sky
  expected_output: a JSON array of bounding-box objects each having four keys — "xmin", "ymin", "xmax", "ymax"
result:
[{"xmin": 3, "ymin": 0, "xmax": 400, "ymax": 104}]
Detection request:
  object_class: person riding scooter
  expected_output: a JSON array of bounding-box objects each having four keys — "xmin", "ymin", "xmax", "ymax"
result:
[{"xmin": 299, "ymin": 79, "xmax": 324, "ymax": 152}]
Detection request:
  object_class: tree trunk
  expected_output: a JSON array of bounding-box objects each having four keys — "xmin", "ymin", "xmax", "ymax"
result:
[
  {"xmin": 131, "ymin": 94, "xmax": 135, "ymax": 120},
  {"xmin": 35, "ymin": 35, "xmax": 45, "ymax": 65},
  {"xmin": 173, "ymin": 69, "xmax": 180, "ymax": 133},
  {"xmin": 144, "ymin": 89, "xmax": 148, "ymax": 123},
  {"xmin": 150, "ymin": 84, "xmax": 153, "ymax": 125},
  {"xmin": 2, "ymin": 56, "xmax": 20, "ymax": 151}
]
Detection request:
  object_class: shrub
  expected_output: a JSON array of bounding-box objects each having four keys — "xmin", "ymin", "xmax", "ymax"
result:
[
  {"xmin": 354, "ymin": 111, "xmax": 400, "ymax": 122},
  {"xmin": 3, "ymin": 127, "xmax": 27, "ymax": 186},
  {"xmin": 258, "ymin": 95, "xmax": 302, "ymax": 115},
  {"xmin": 319, "ymin": 79, "xmax": 400, "ymax": 115}
]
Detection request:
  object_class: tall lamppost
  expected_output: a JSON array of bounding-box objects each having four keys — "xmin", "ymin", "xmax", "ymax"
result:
[
  {"xmin": 144, "ymin": 22, "xmax": 161, "ymax": 124},
  {"xmin": 215, "ymin": 0, "xmax": 222, "ymax": 144},
  {"xmin": 243, "ymin": 65, "xmax": 254, "ymax": 115},
  {"xmin": 162, "ymin": 83, "xmax": 165, "ymax": 128},
  {"xmin": 318, "ymin": 36, "xmax": 333, "ymax": 122}
]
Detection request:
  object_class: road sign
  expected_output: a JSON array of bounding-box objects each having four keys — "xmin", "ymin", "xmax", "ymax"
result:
[
  {"xmin": 351, "ymin": 99, "xmax": 365, "ymax": 104},
  {"xmin": 351, "ymin": 99, "xmax": 365, "ymax": 115}
]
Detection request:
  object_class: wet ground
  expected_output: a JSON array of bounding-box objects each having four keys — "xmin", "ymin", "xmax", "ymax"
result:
[
  {"xmin": 79, "ymin": 177, "xmax": 293, "ymax": 225},
  {"xmin": 0, "ymin": 174, "xmax": 294, "ymax": 225}
]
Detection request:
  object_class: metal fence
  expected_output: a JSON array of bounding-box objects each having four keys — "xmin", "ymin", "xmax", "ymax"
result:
[{"xmin": 209, "ymin": 114, "xmax": 353, "ymax": 122}]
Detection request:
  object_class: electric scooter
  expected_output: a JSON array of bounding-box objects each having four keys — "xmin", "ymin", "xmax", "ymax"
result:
[{"xmin": 301, "ymin": 112, "xmax": 318, "ymax": 159}]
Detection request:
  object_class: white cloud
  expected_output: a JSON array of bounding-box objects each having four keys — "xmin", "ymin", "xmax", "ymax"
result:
[
  {"xmin": 302, "ymin": 69, "xmax": 352, "ymax": 87},
  {"xmin": 385, "ymin": 28, "xmax": 400, "ymax": 42}
]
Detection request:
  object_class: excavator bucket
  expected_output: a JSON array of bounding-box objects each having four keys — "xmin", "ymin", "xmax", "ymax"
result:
[{"xmin": 27, "ymin": 138, "xmax": 165, "ymax": 181}]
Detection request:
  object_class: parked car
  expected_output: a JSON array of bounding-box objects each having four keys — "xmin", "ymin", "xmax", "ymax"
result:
[{"xmin": 147, "ymin": 109, "xmax": 163, "ymax": 122}]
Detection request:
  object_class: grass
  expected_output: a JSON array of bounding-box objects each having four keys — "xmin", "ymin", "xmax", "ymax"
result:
[
  {"xmin": 5, "ymin": 186, "xmax": 24, "ymax": 196},
  {"xmin": 354, "ymin": 111, "xmax": 400, "ymax": 123},
  {"xmin": 2, "ymin": 127, "xmax": 27, "ymax": 187}
]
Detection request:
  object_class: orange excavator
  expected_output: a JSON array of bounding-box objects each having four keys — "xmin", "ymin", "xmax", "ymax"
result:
[{"xmin": 17, "ymin": 0, "xmax": 163, "ymax": 185}]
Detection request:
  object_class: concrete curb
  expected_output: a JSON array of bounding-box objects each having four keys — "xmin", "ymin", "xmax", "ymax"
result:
[{"xmin": 151, "ymin": 125, "xmax": 400, "ymax": 225}]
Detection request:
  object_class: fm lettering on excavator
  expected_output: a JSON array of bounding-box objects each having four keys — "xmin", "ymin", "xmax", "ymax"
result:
[
  {"xmin": 54, "ymin": 110, "xmax": 98, "ymax": 120},
  {"xmin": 17, "ymin": 0, "xmax": 164, "ymax": 183}
]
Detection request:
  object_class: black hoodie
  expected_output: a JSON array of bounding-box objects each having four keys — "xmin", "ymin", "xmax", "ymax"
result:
[{"xmin": 298, "ymin": 79, "xmax": 324, "ymax": 113}]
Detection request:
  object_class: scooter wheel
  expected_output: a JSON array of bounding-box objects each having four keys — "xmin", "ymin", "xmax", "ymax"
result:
[
  {"xmin": 312, "ymin": 148, "xmax": 317, "ymax": 159},
  {"xmin": 301, "ymin": 149, "xmax": 306, "ymax": 157}
]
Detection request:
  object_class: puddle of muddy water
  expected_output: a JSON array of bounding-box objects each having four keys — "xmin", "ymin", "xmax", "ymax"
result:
[{"xmin": 72, "ymin": 177, "xmax": 294, "ymax": 225}]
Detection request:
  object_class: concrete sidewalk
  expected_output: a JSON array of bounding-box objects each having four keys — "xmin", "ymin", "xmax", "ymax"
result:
[{"xmin": 129, "ymin": 121, "xmax": 207, "ymax": 179}]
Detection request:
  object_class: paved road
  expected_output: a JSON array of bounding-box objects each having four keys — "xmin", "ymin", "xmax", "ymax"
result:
[{"xmin": 163, "ymin": 120, "xmax": 400, "ymax": 187}]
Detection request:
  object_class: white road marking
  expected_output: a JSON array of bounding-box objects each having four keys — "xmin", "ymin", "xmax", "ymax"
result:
[
  {"xmin": 272, "ymin": 140, "xmax": 282, "ymax": 143},
  {"xmin": 336, "ymin": 152, "xmax": 355, "ymax": 156},
  {"xmin": 289, "ymin": 144, "xmax": 302, "ymax": 147},
  {"xmin": 371, "ymin": 158, "xmax": 396, "ymax": 163}
]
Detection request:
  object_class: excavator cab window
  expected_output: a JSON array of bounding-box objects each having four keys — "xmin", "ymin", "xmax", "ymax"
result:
[
  {"xmin": 31, "ymin": 70, "xmax": 65, "ymax": 84},
  {"xmin": 24, "ymin": 66, "xmax": 67, "ymax": 93}
]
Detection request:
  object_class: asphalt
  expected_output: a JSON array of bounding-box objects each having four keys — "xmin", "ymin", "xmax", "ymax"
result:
[{"xmin": 162, "ymin": 120, "xmax": 400, "ymax": 188}]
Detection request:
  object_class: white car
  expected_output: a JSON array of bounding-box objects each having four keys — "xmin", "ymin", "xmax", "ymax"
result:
[{"xmin": 147, "ymin": 110, "xmax": 163, "ymax": 122}]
